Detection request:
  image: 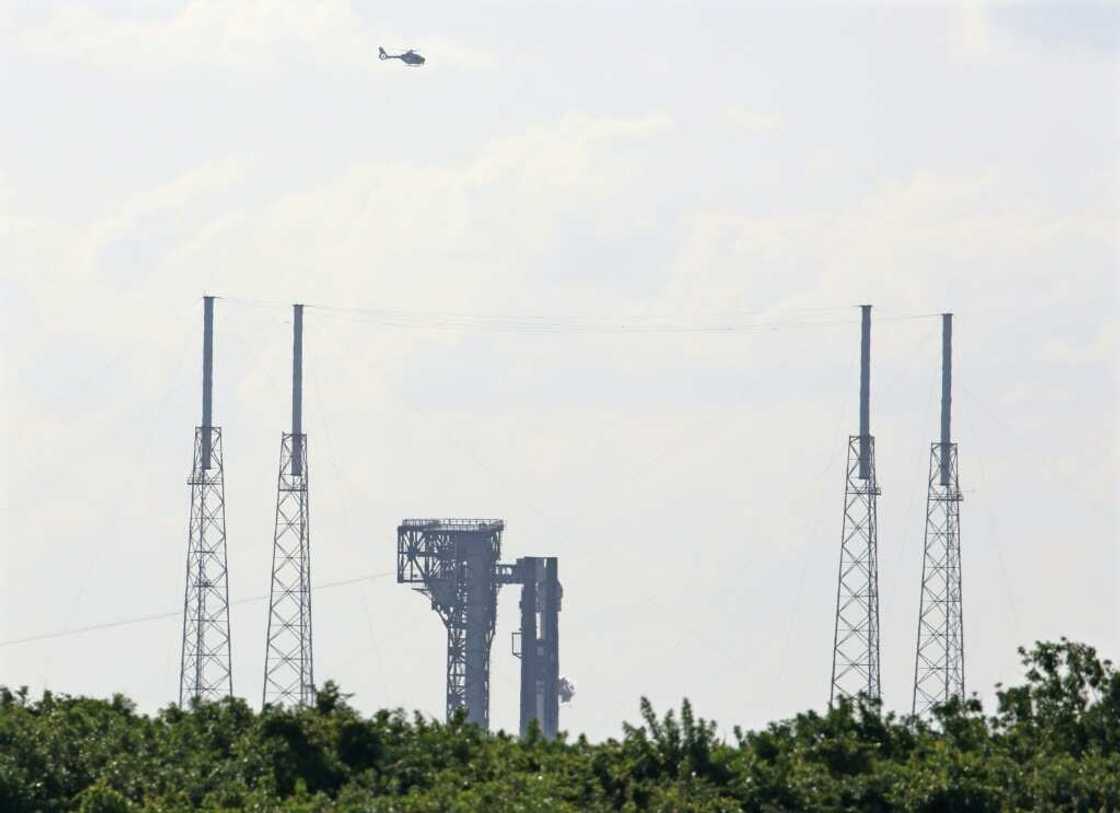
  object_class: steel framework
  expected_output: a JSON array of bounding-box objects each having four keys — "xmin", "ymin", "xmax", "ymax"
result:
[
  {"xmin": 263, "ymin": 432, "xmax": 314, "ymax": 706},
  {"xmin": 830, "ymin": 434, "xmax": 882, "ymax": 702},
  {"xmin": 263, "ymin": 304, "xmax": 314, "ymax": 707},
  {"xmin": 398, "ymin": 519, "xmax": 503, "ymax": 728},
  {"xmin": 830, "ymin": 305, "xmax": 881, "ymax": 704},
  {"xmin": 179, "ymin": 427, "xmax": 233, "ymax": 704},
  {"xmin": 912, "ymin": 443, "xmax": 964, "ymax": 713},
  {"xmin": 511, "ymin": 557, "xmax": 561, "ymax": 739},
  {"xmin": 913, "ymin": 314, "xmax": 964, "ymax": 714},
  {"xmin": 179, "ymin": 297, "xmax": 233, "ymax": 706}
]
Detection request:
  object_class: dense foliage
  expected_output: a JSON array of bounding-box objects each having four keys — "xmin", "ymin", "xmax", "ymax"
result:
[{"xmin": 0, "ymin": 640, "xmax": 1116, "ymax": 811}]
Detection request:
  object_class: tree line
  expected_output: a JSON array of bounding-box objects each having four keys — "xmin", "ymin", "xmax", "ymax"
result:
[{"xmin": 0, "ymin": 639, "xmax": 1116, "ymax": 811}]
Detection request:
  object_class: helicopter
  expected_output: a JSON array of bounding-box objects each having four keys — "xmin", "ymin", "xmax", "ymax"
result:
[{"xmin": 379, "ymin": 46, "xmax": 425, "ymax": 66}]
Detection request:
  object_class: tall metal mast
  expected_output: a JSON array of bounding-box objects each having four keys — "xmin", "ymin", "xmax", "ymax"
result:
[
  {"xmin": 263, "ymin": 304, "xmax": 315, "ymax": 707},
  {"xmin": 913, "ymin": 313, "xmax": 965, "ymax": 713},
  {"xmin": 830, "ymin": 305, "xmax": 882, "ymax": 703},
  {"xmin": 179, "ymin": 295, "xmax": 234, "ymax": 705}
]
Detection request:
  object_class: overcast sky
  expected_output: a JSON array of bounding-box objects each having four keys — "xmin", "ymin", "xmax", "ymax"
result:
[{"xmin": 1, "ymin": 1, "xmax": 1117, "ymax": 741}]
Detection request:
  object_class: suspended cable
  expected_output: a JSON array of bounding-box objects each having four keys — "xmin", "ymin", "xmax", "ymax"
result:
[
  {"xmin": 0, "ymin": 572, "xmax": 394, "ymax": 649},
  {"xmin": 211, "ymin": 295, "xmax": 942, "ymax": 336}
]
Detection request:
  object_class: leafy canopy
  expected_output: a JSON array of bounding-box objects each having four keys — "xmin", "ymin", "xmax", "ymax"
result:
[{"xmin": 0, "ymin": 640, "xmax": 1116, "ymax": 811}]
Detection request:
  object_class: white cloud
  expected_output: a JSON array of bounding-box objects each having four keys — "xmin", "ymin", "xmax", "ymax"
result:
[
  {"xmin": 724, "ymin": 106, "xmax": 782, "ymax": 134},
  {"xmin": 664, "ymin": 170, "xmax": 1114, "ymax": 321},
  {"xmin": 1039, "ymin": 321, "xmax": 1118, "ymax": 366},
  {"xmin": 145, "ymin": 112, "xmax": 674, "ymax": 312},
  {"xmin": 0, "ymin": 111, "xmax": 677, "ymax": 399},
  {"xmin": 957, "ymin": 0, "xmax": 993, "ymax": 61},
  {"xmin": 951, "ymin": 1, "xmax": 1118, "ymax": 65},
  {"xmin": 8, "ymin": 1, "xmax": 494, "ymax": 75}
]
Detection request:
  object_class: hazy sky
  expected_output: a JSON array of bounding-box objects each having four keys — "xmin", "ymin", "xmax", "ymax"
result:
[{"xmin": 1, "ymin": 1, "xmax": 1117, "ymax": 741}]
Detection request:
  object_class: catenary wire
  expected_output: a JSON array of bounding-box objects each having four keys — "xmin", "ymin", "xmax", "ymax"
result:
[
  {"xmin": 0, "ymin": 572, "xmax": 394, "ymax": 649},
  {"xmin": 213, "ymin": 295, "xmax": 942, "ymax": 335}
]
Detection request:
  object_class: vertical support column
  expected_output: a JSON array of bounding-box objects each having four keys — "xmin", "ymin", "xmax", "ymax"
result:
[
  {"xmin": 518, "ymin": 558, "xmax": 539, "ymax": 739},
  {"xmin": 291, "ymin": 304, "xmax": 303, "ymax": 476},
  {"xmin": 444, "ymin": 569, "xmax": 468, "ymax": 717},
  {"xmin": 201, "ymin": 296, "xmax": 214, "ymax": 470},
  {"xmin": 516, "ymin": 557, "xmax": 561, "ymax": 740},
  {"xmin": 939, "ymin": 313, "xmax": 952, "ymax": 486},
  {"xmin": 540, "ymin": 558, "xmax": 560, "ymax": 739},
  {"xmin": 858, "ymin": 305, "xmax": 871, "ymax": 480},
  {"xmin": 463, "ymin": 536, "xmax": 496, "ymax": 728}
]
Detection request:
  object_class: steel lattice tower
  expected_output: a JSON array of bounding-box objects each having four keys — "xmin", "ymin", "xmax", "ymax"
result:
[
  {"xmin": 398, "ymin": 519, "xmax": 503, "ymax": 728},
  {"xmin": 830, "ymin": 305, "xmax": 882, "ymax": 704},
  {"xmin": 263, "ymin": 304, "xmax": 315, "ymax": 707},
  {"xmin": 913, "ymin": 314, "xmax": 965, "ymax": 714},
  {"xmin": 179, "ymin": 296, "xmax": 234, "ymax": 705}
]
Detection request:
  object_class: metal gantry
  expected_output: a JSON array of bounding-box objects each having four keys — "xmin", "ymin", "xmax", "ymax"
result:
[
  {"xmin": 179, "ymin": 297, "xmax": 233, "ymax": 705},
  {"xmin": 913, "ymin": 313, "xmax": 964, "ymax": 714},
  {"xmin": 398, "ymin": 519, "xmax": 503, "ymax": 728},
  {"xmin": 830, "ymin": 305, "xmax": 882, "ymax": 704},
  {"xmin": 263, "ymin": 305, "xmax": 315, "ymax": 707}
]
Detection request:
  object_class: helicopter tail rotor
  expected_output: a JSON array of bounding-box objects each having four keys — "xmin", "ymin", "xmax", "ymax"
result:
[{"xmin": 378, "ymin": 46, "xmax": 389, "ymax": 60}]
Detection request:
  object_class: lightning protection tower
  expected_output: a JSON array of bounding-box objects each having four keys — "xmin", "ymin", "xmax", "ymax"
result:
[
  {"xmin": 511, "ymin": 556, "xmax": 561, "ymax": 739},
  {"xmin": 263, "ymin": 304, "xmax": 315, "ymax": 707},
  {"xmin": 398, "ymin": 519, "xmax": 503, "ymax": 728},
  {"xmin": 830, "ymin": 305, "xmax": 882, "ymax": 704},
  {"xmin": 179, "ymin": 295, "xmax": 234, "ymax": 706},
  {"xmin": 912, "ymin": 314, "xmax": 965, "ymax": 714}
]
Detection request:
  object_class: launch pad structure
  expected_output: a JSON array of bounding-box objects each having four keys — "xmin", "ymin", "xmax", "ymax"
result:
[
  {"xmin": 511, "ymin": 556, "xmax": 561, "ymax": 740},
  {"xmin": 397, "ymin": 520, "xmax": 563, "ymax": 737},
  {"xmin": 166, "ymin": 293, "xmax": 971, "ymax": 728},
  {"xmin": 398, "ymin": 519, "xmax": 504, "ymax": 729}
]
